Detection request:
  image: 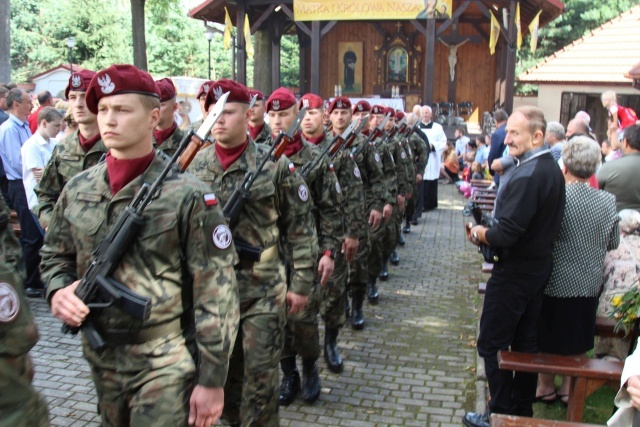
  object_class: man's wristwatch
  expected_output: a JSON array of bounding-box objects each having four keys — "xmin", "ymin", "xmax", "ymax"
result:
[{"xmin": 323, "ymin": 249, "xmax": 336, "ymax": 260}]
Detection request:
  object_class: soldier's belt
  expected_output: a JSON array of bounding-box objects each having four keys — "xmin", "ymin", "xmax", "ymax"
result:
[
  {"xmin": 235, "ymin": 242, "xmax": 279, "ymax": 270},
  {"xmin": 99, "ymin": 317, "xmax": 182, "ymax": 346}
]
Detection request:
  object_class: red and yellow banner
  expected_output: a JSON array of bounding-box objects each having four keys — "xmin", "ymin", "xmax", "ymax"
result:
[{"xmin": 294, "ymin": 0, "xmax": 454, "ymax": 21}]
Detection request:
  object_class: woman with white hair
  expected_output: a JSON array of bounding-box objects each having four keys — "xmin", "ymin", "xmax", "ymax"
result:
[
  {"xmin": 595, "ymin": 209, "xmax": 640, "ymax": 361},
  {"xmin": 535, "ymin": 136, "xmax": 620, "ymax": 405}
]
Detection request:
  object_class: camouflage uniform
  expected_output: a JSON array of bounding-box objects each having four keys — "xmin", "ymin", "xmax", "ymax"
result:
[
  {"xmin": 405, "ymin": 132, "xmax": 429, "ymax": 225},
  {"xmin": 33, "ymin": 130, "xmax": 107, "ymax": 230},
  {"xmin": 155, "ymin": 126, "xmax": 185, "ymax": 157},
  {"xmin": 188, "ymin": 141, "xmax": 318, "ymax": 427},
  {"xmin": 250, "ymin": 122, "xmax": 272, "ymax": 145},
  {"xmin": 383, "ymin": 133, "xmax": 411, "ymax": 263},
  {"xmin": 0, "ymin": 195, "xmax": 49, "ymax": 427},
  {"xmin": 313, "ymin": 133, "xmax": 365, "ymax": 329},
  {"xmin": 41, "ymin": 154, "xmax": 239, "ymax": 426}
]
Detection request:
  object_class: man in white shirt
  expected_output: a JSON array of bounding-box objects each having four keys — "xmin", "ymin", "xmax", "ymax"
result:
[
  {"xmin": 454, "ymin": 126, "xmax": 470, "ymax": 170},
  {"xmin": 21, "ymin": 107, "xmax": 62, "ymax": 210},
  {"xmin": 419, "ymin": 105, "xmax": 447, "ymax": 211}
]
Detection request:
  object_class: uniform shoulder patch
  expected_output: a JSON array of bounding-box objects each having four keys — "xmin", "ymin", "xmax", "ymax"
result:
[
  {"xmin": 374, "ymin": 152, "xmax": 381, "ymax": 163},
  {"xmin": 335, "ymin": 181, "xmax": 341, "ymax": 193},
  {"xmin": 289, "ymin": 162, "xmax": 296, "ymax": 173},
  {"xmin": 401, "ymin": 151, "xmax": 407, "ymax": 159},
  {"xmin": 298, "ymin": 184, "xmax": 309, "ymax": 202},
  {"xmin": 354, "ymin": 166, "xmax": 361, "ymax": 178},
  {"xmin": 0, "ymin": 282, "xmax": 20, "ymax": 323},
  {"xmin": 204, "ymin": 193, "xmax": 218, "ymax": 207},
  {"xmin": 212, "ymin": 224, "xmax": 232, "ymax": 249}
]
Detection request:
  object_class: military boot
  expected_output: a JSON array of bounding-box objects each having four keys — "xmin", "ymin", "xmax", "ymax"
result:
[
  {"xmin": 403, "ymin": 220, "xmax": 411, "ymax": 233},
  {"xmin": 379, "ymin": 259, "xmax": 389, "ymax": 281},
  {"xmin": 367, "ymin": 275, "xmax": 379, "ymax": 304},
  {"xmin": 324, "ymin": 328, "xmax": 343, "ymax": 373},
  {"xmin": 390, "ymin": 249, "xmax": 400, "ymax": 265},
  {"xmin": 301, "ymin": 358, "xmax": 321, "ymax": 403},
  {"xmin": 351, "ymin": 289, "xmax": 366, "ymax": 330},
  {"xmin": 278, "ymin": 356, "xmax": 300, "ymax": 406},
  {"xmin": 397, "ymin": 232, "xmax": 406, "ymax": 246}
]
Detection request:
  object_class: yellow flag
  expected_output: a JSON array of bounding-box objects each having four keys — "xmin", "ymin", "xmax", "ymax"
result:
[
  {"xmin": 528, "ymin": 10, "xmax": 542, "ymax": 53},
  {"xmin": 516, "ymin": 2, "xmax": 522, "ymax": 50},
  {"xmin": 244, "ymin": 15, "xmax": 254, "ymax": 59},
  {"xmin": 489, "ymin": 11, "xmax": 500, "ymax": 55},
  {"xmin": 223, "ymin": 7, "xmax": 232, "ymax": 50}
]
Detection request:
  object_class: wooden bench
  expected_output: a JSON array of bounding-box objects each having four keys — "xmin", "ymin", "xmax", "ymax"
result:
[
  {"xmin": 481, "ymin": 262, "xmax": 493, "ymax": 273},
  {"xmin": 498, "ymin": 350, "xmax": 623, "ymax": 422},
  {"xmin": 490, "ymin": 413, "xmax": 603, "ymax": 427},
  {"xmin": 470, "ymin": 179, "xmax": 494, "ymax": 188}
]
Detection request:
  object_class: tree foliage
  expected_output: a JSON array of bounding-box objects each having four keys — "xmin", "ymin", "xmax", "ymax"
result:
[{"xmin": 516, "ymin": 0, "xmax": 639, "ymax": 95}]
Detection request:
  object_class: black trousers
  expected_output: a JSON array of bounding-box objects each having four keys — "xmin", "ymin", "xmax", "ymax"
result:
[
  {"xmin": 477, "ymin": 259, "xmax": 552, "ymax": 417},
  {"xmin": 411, "ymin": 181, "xmax": 424, "ymax": 221},
  {"xmin": 423, "ymin": 179, "xmax": 438, "ymax": 211},
  {"xmin": 7, "ymin": 180, "xmax": 44, "ymax": 289}
]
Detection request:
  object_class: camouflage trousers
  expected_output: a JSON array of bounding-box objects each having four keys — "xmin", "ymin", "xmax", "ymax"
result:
[
  {"xmin": 223, "ymin": 295, "xmax": 286, "ymax": 427},
  {"xmin": 282, "ymin": 280, "xmax": 320, "ymax": 360},
  {"xmin": 347, "ymin": 232, "xmax": 371, "ymax": 293},
  {"xmin": 383, "ymin": 206, "xmax": 401, "ymax": 261},
  {"xmin": 85, "ymin": 334, "xmax": 196, "ymax": 426},
  {"xmin": 367, "ymin": 214, "xmax": 387, "ymax": 278},
  {"xmin": 0, "ymin": 354, "xmax": 49, "ymax": 427},
  {"xmin": 320, "ymin": 251, "xmax": 348, "ymax": 329}
]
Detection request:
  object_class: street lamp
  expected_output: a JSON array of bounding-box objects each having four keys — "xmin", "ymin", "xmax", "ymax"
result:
[
  {"xmin": 205, "ymin": 29, "xmax": 214, "ymax": 80},
  {"xmin": 66, "ymin": 37, "xmax": 76, "ymax": 75}
]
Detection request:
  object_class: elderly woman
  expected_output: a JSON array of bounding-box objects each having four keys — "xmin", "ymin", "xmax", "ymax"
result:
[
  {"xmin": 535, "ymin": 136, "xmax": 620, "ymax": 405},
  {"xmin": 595, "ymin": 209, "xmax": 640, "ymax": 361}
]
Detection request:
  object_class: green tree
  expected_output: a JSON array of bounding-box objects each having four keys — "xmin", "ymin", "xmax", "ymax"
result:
[{"xmin": 280, "ymin": 35, "xmax": 300, "ymax": 88}]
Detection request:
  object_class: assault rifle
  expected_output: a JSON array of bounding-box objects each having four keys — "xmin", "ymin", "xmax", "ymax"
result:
[
  {"xmin": 334, "ymin": 115, "xmax": 369, "ymax": 160},
  {"xmin": 222, "ymin": 107, "xmax": 307, "ymax": 230},
  {"xmin": 63, "ymin": 92, "xmax": 230, "ymax": 351},
  {"xmin": 300, "ymin": 120, "xmax": 356, "ymax": 178},
  {"xmin": 353, "ymin": 113, "xmax": 390, "ymax": 158}
]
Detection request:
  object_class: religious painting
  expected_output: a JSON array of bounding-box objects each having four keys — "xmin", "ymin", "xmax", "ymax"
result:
[
  {"xmin": 387, "ymin": 47, "xmax": 408, "ymax": 83},
  {"xmin": 416, "ymin": 0, "xmax": 452, "ymax": 19},
  {"xmin": 338, "ymin": 42, "xmax": 363, "ymax": 94}
]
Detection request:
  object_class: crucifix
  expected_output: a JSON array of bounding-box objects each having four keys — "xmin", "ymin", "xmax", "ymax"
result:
[
  {"xmin": 395, "ymin": 21, "xmax": 403, "ymax": 33},
  {"xmin": 438, "ymin": 38, "xmax": 469, "ymax": 81},
  {"xmin": 437, "ymin": 20, "xmax": 482, "ymax": 103}
]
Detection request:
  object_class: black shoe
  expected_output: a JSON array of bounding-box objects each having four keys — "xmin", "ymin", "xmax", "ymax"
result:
[
  {"xmin": 390, "ymin": 250, "xmax": 399, "ymax": 266},
  {"xmin": 397, "ymin": 233, "xmax": 405, "ymax": 246},
  {"xmin": 279, "ymin": 357, "xmax": 300, "ymax": 406},
  {"xmin": 324, "ymin": 328, "xmax": 343, "ymax": 373},
  {"xmin": 24, "ymin": 287, "xmax": 44, "ymax": 298},
  {"xmin": 379, "ymin": 260, "xmax": 389, "ymax": 281},
  {"xmin": 301, "ymin": 358, "xmax": 321, "ymax": 403},
  {"xmin": 367, "ymin": 276, "xmax": 379, "ymax": 305},
  {"xmin": 410, "ymin": 218, "xmax": 418, "ymax": 226},
  {"xmin": 351, "ymin": 290, "xmax": 365, "ymax": 330},
  {"xmin": 402, "ymin": 221, "xmax": 411, "ymax": 234},
  {"xmin": 462, "ymin": 412, "xmax": 490, "ymax": 427}
]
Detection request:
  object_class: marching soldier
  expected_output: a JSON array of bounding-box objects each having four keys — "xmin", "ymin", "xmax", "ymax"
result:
[
  {"xmin": 352, "ymin": 100, "xmax": 371, "ymax": 124},
  {"xmin": 404, "ymin": 112, "xmax": 429, "ymax": 233},
  {"xmin": 329, "ymin": 97, "xmax": 386, "ymax": 329},
  {"xmin": 299, "ymin": 93, "xmax": 365, "ymax": 374},
  {"xmin": 153, "ymin": 77, "xmax": 184, "ymax": 156},
  {"xmin": 265, "ymin": 88, "xmax": 342, "ymax": 405},
  {"xmin": 34, "ymin": 69, "xmax": 108, "ymax": 231},
  {"xmin": 248, "ymin": 89, "xmax": 271, "ymax": 145},
  {"xmin": 190, "ymin": 80, "xmax": 214, "ymax": 132},
  {"xmin": 41, "ymin": 65, "xmax": 239, "ymax": 427},
  {"xmin": 0, "ymin": 194, "xmax": 49, "ymax": 427},
  {"xmin": 187, "ymin": 79, "xmax": 318, "ymax": 427},
  {"xmin": 394, "ymin": 111, "xmax": 415, "ymax": 249}
]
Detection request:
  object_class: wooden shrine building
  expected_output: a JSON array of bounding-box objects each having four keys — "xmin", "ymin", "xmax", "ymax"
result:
[{"xmin": 190, "ymin": 0, "xmax": 564, "ymax": 119}]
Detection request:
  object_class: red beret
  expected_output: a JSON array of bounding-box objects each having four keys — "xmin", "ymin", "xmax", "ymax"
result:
[
  {"xmin": 249, "ymin": 89, "xmax": 265, "ymax": 101},
  {"xmin": 395, "ymin": 111, "xmax": 405, "ymax": 120},
  {"xmin": 371, "ymin": 105, "xmax": 386, "ymax": 115},
  {"xmin": 204, "ymin": 78, "xmax": 250, "ymax": 111},
  {"xmin": 65, "ymin": 69, "xmax": 95, "ymax": 99},
  {"xmin": 383, "ymin": 107, "xmax": 396, "ymax": 117},
  {"xmin": 266, "ymin": 87, "xmax": 297, "ymax": 112},
  {"xmin": 327, "ymin": 97, "xmax": 351, "ymax": 114},
  {"xmin": 197, "ymin": 80, "xmax": 214, "ymax": 99},
  {"xmin": 298, "ymin": 93, "xmax": 323, "ymax": 110},
  {"xmin": 353, "ymin": 100, "xmax": 371, "ymax": 113},
  {"xmin": 155, "ymin": 78, "xmax": 176, "ymax": 102},
  {"xmin": 86, "ymin": 64, "xmax": 160, "ymax": 114}
]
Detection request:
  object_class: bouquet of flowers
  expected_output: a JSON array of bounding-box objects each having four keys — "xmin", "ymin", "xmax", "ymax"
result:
[{"xmin": 609, "ymin": 283, "xmax": 640, "ymax": 336}]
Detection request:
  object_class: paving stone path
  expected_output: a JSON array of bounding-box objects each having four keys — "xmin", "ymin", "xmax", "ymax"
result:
[{"xmin": 28, "ymin": 182, "xmax": 484, "ymax": 426}]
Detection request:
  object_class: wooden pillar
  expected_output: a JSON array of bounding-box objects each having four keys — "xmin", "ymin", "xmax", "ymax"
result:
[
  {"xmin": 298, "ymin": 33, "xmax": 310, "ymax": 94},
  {"xmin": 310, "ymin": 21, "xmax": 320, "ymax": 95},
  {"xmin": 253, "ymin": 30, "xmax": 273, "ymax": 93},
  {"xmin": 423, "ymin": 19, "xmax": 436, "ymax": 105},
  {"xmin": 236, "ymin": 4, "xmax": 246, "ymax": 85},
  {"xmin": 271, "ymin": 31, "xmax": 282, "ymax": 90},
  {"xmin": 503, "ymin": 0, "xmax": 517, "ymax": 114}
]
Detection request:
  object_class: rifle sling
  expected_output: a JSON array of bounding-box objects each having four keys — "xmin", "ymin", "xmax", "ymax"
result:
[{"xmin": 99, "ymin": 317, "xmax": 182, "ymax": 346}]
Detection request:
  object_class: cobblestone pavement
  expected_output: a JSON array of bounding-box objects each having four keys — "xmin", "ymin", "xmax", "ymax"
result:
[{"xmin": 28, "ymin": 182, "xmax": 484, "ymax": 426}]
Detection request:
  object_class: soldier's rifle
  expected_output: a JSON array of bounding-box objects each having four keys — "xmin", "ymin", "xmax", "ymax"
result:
[
  {"xmin": 222, "ymin": 107, "xmax": 307, "ymax": 230},
  {"xmin": 353, "ymin": 113, "xmax": 391, "ymax": 158},
  {"xmin": 300, "ymin": 120, "xmax": 357, "ymax": 178},
  {"xmin": 63, "ymin": 92, "xmax": 230, "ymax": 351},
  {"xmin": 330, "ymin": 115, "xmax": 369, "ymax": 160}
]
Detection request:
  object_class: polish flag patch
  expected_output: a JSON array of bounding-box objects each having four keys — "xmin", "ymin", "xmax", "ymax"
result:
[
  {"xmin": 204, "ymin": 193, "xmax": 218, "ymax": 206},
  {"xmin": 289, "ymin": 162, "xmax": 296, "ymax": 173}
]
